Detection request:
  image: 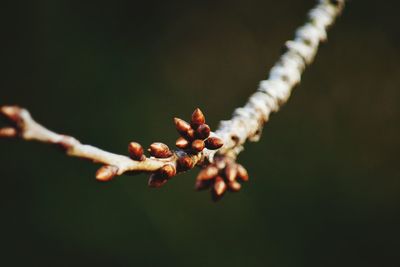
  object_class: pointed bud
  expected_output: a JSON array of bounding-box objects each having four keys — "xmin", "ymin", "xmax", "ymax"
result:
[
  {"xmin": 148, "ymin": 142, "xmax": 172, "ymax": 158},
  {"xmin": 197, "ymin": 165, "xmax": 219, "ymax": 181},
  {"xmin": 159, "ymin": 164, "xmax": 176, "ymax": 179},
  {"xmin": 0, "ymin": 127, "xmax": 17, "ymax": 138},
  {"xmin": 237, "ymin": 164, "xmax": 249, "ymax": 182},
  {"xmin": 148, "ymin": 174, "xmax": 168, "ymax": 188},
  {"xmin": 191, "ymin": 139, "xmax": 205, "ymax": 153},
  {"xmin": 191, "ymin": 108, "xmax": 205, "ymax": 129},
  {"xmin": 195, "ymin": 179, "xmax": 212, "ymax": 191},
  {"xmin": 0, "ymin": 106, "xmax": 22, "ymax": 122},
  {"xmin": 205, "ymin": 137, "xmax": 223, "ymax": 150},
  {"xmin": 177, "ymin": 155, "xmax": 194, "ymax": 171},
  {"xmin": 128, "ymin": 142, "xmax": 145, "ymax": 161},
  {"xmin": 195, "ymin": 124, "xmax": 211, "ymax": 140},
  {"xmin": 214, "ymin": 176, "xmax": 227, "ymax": 196},
  {"xmin": 174, "ymin": 117, "xmax": 191, "ymax": 135},
  {"xmin": 228, "ymin": 180, "xmax": 242, "ymax": 192},
  {"xmin": 225, "ymin": 164, "xmax": 238, "ymax": 182},
  {"xmin": 96, "ymin": 165, "xmax": 118, "ymax": 182},
  {"xmin": 175, "ymin": 137, "xmax": 190, "ymax": 149}
]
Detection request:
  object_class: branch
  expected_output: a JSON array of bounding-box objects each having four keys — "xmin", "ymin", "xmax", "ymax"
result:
[
  {"xmin": 0, "ymin": 0, "xmax": 345, "ymax": 200},
  {"xmin": 0, "ymin": 106, "xmax": 222, "ymax": 187},
  {"xmin": 215, "ymin": 0, "xmax": 345, "ymax": 158}
]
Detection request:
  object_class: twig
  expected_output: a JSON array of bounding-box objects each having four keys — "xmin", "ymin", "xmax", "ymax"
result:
[
  {"xmin": 0, "ymin": 0, "xmax": 345, "ymax": 200},
  {"xmin": 215, "ymin": 0, "xmax": 345, "ymax": 159}
]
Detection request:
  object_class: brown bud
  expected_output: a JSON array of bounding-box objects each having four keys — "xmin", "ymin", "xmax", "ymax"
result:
[
  {"xmin": 177, "ymin": 155, "xmax": 194, "ymax": 171},
  {"xmin": 197, "ymin": 165, "xmax": 219, "ymax": 181},
  {"xmin": 0, "ymin": 127, "xmax": 17, "ymax": 138},
  {"xmin": 195, "ymin": 124, "xmax": 211, "ymax": 140},
  {"xmin": 228, "ymin": 180, "xmax": 242, "ymax": 192},
  {"xmin": 195, "ymin": 179, "xmax": 212, "ymax": 191},
  {"xmin": 159, "ymin": 164, "xmax": 176, "ymax": 179},
  {"xmin": 96, "ymin": 165, "xmax": 118, "ymax": 182},
  {"xmin": 175, "ymin": 137, "xmax": 190, "ymax": 149},
  {"xmin": 191, "ymin": 108, "xmax": 205, "ymax": 129},
  {"xmin": 185, "ymin": 128, "xmax": 195, "ymax": 141},
  {"xmin": 191, "ymin": 139, "xmax": 205, "ymax": 153},
  {"xmin": 148, "ymin": 142, "xmax": 172, "ymax": 158},
  {"xmin": 213, "ymin": 176, "xmax": 227, "ymax": 196},
  {"xmin": 148, "ymin": 174, "xmax": 168, "ymax": 188},
  {"xmin": 128, "ymin": 142, "xmax": 145, "ymax": 161},
  {"xmin": 205, "ymin": 137, "xmax": 223, "ymax": 150},
  {"xmin": 0, "ymin": 106, "xmax": 22, "ymax": 122},
  {"xmin": 174, "ymin": 117, "xmax": 191, "ymax": 135},
  {"xmin": 237, "ymin": 164, "xmax": 249, "ymax": 182},
  {"xmin": 225, "ymin": 164, "xmax": 238, "ymax": 182}
]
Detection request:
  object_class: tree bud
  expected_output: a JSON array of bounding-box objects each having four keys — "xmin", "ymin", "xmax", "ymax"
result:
[
  {"xmin": 0, "ymin": 127, "xmax": 17, "ymax": 138},
  {"xmin": 197, "ymin": 165, "xmax": 219, "ymax": 181},
  {"xmin": 0, "ymin": 106, "xmax": 22, "ymax": 122},
  {"xmin": 175, "ymin": 137, "xmax": 190, "ymax": 149},
  {"xmin": 177, "ymin": 155, "xmax": 194, "ymax": 171},
  {"xmin": 195, "ymin": 124, "xmax": 210, "ymax": 140},
  {"xmin": 96, "ymin": 165, "xmax": 118, "ymax": 182},
  {"xmin": 174, "ymin": 117, "xmax": 191, "ymax": 135},
  {"xmin": 191, "ymin": 139, "xmax": 205, "ymax": 153},
  {"xmin": 214, "ymin": 176, "xmax": 227, "ymax": 196},
  {"xmin": 191, "ymin": 108, "xmax": 205, "ymax": 129},
  {"xmin": 205, "ymin": 137, "xmax": 223, "ymax": 150},
  {"xmin": 228, "ymin": 180, "xmax": 242, "ymax": 192},
  {"xmin": 225, "ymin": 164, "xmax": 238, "ymax": 182},
  {"xmin": 195, "ymin": 180, "xmax": 211, "ymax": 191},
  {"xmin": 159, "ymin": 164, "xmax": 176, "ymax": 179},
  {"xmin": 148, "ymin": 142, "xmax": 172, "ymax": 158},
  {"xmin": 128, "ymin": 142, "xmax": 145, "ymax": 161},
  {"xmin": 237, "ymin": 164, "xmax": 249, "ymax": 182},
  {"xmin": 185, "ymin": 128, "xmax": 195, "ymax": 141},
  {"xmin": 148, "ymin": 174, "xmax": 168, "ymax": 188}
]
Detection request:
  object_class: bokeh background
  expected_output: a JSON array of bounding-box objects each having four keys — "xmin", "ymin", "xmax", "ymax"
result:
[{"xmin": 1, "ymin": 0, "xmax": 399, "ymax": 266}]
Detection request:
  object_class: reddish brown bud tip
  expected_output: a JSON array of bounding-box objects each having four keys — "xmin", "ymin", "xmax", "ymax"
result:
[
  {"xmin": 96, "ymin": 165, "xmax": 118, "ymax": 182},
  {"xmin": 159, "ymin": 164, "xmax": 176, "ymax": 179},
  {"xmin": 228, "ymin": 180, "xmax": 242, "ymax": 192},
  {"xmin": 177, "ymin": 155, "xmax": 194, "ymax": 171},
  {"xmin": 174, "ymin": 117, "xmax": 191, "ymax": 135},
  {"xmin": 0, "ymin": 127, "xmax": 17, "ymax": 138},
  {"xmin": 191, "ymin": 139, "xmax": 205, "ymax": 153},
  {"xmin": 237, "ymin": 164, "xmax": 249, "ymax": 182},
  {"xmin": 205, "ymin": 137, "xmax": 223, "ymax": 150},
  {"xmin": 148, "ymin": 174, "xmax": 168, "ymax": 188},
  {"xmin": 195, "ymin": 124, "xmax": 211, "ymax": 140},
  {"xmin": 175, "ymin": 137, "xmax": 190, "ymax": 149},
  {"xmin": 148, "ymin": 142, "xmax": 172, "ymax": 158},
  {"xmin": 0, "ymin": 106, "xmax": 22, "ymax": 122},
  {"xmin": 225, "ymin": 164, "xmax": 238, "ymax": 182},
  {"xmin": 195, "ymin": 179, "xmax": 212, "ymax": 191},
  {"xmin": 197, "ymin": 165, "xmax": 219, "ymax": 181},
  {"xmin": 191, "ymin": 108, "xmax": 205, "ymax": 129},
  {"xmin": 214, "ymin": 176, "xmax": 227, "ymax": 196},
  {"xmin": 128, "ymin": 142, "xmax": 145, "ymax": 161}
]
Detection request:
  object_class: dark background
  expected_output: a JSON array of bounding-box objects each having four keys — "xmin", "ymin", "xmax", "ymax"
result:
[{"xmin": 1, "ymin": 0, "xmax": 399, "ymax": 266}]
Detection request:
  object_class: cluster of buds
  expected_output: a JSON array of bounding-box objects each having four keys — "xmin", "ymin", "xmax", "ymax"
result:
[
  {"xmin": 96, "ymin": 108, "xmax": 224, "ymax": 189},
  {"xmin": 0, "ymin": 106, "xmax": 22, "ymax": 138},
  {"xmin": 195, "ymin": 156, "xmax": 249, "ymax": 201},
  {"xmin": 174, "ymin": 108, "xmax": 223, "ymax": 153}
]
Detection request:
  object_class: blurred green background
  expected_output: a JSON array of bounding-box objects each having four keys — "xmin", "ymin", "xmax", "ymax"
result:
[{"xmin": 1, "ymin": 0, "xmax": 400, "ymax": 266}]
